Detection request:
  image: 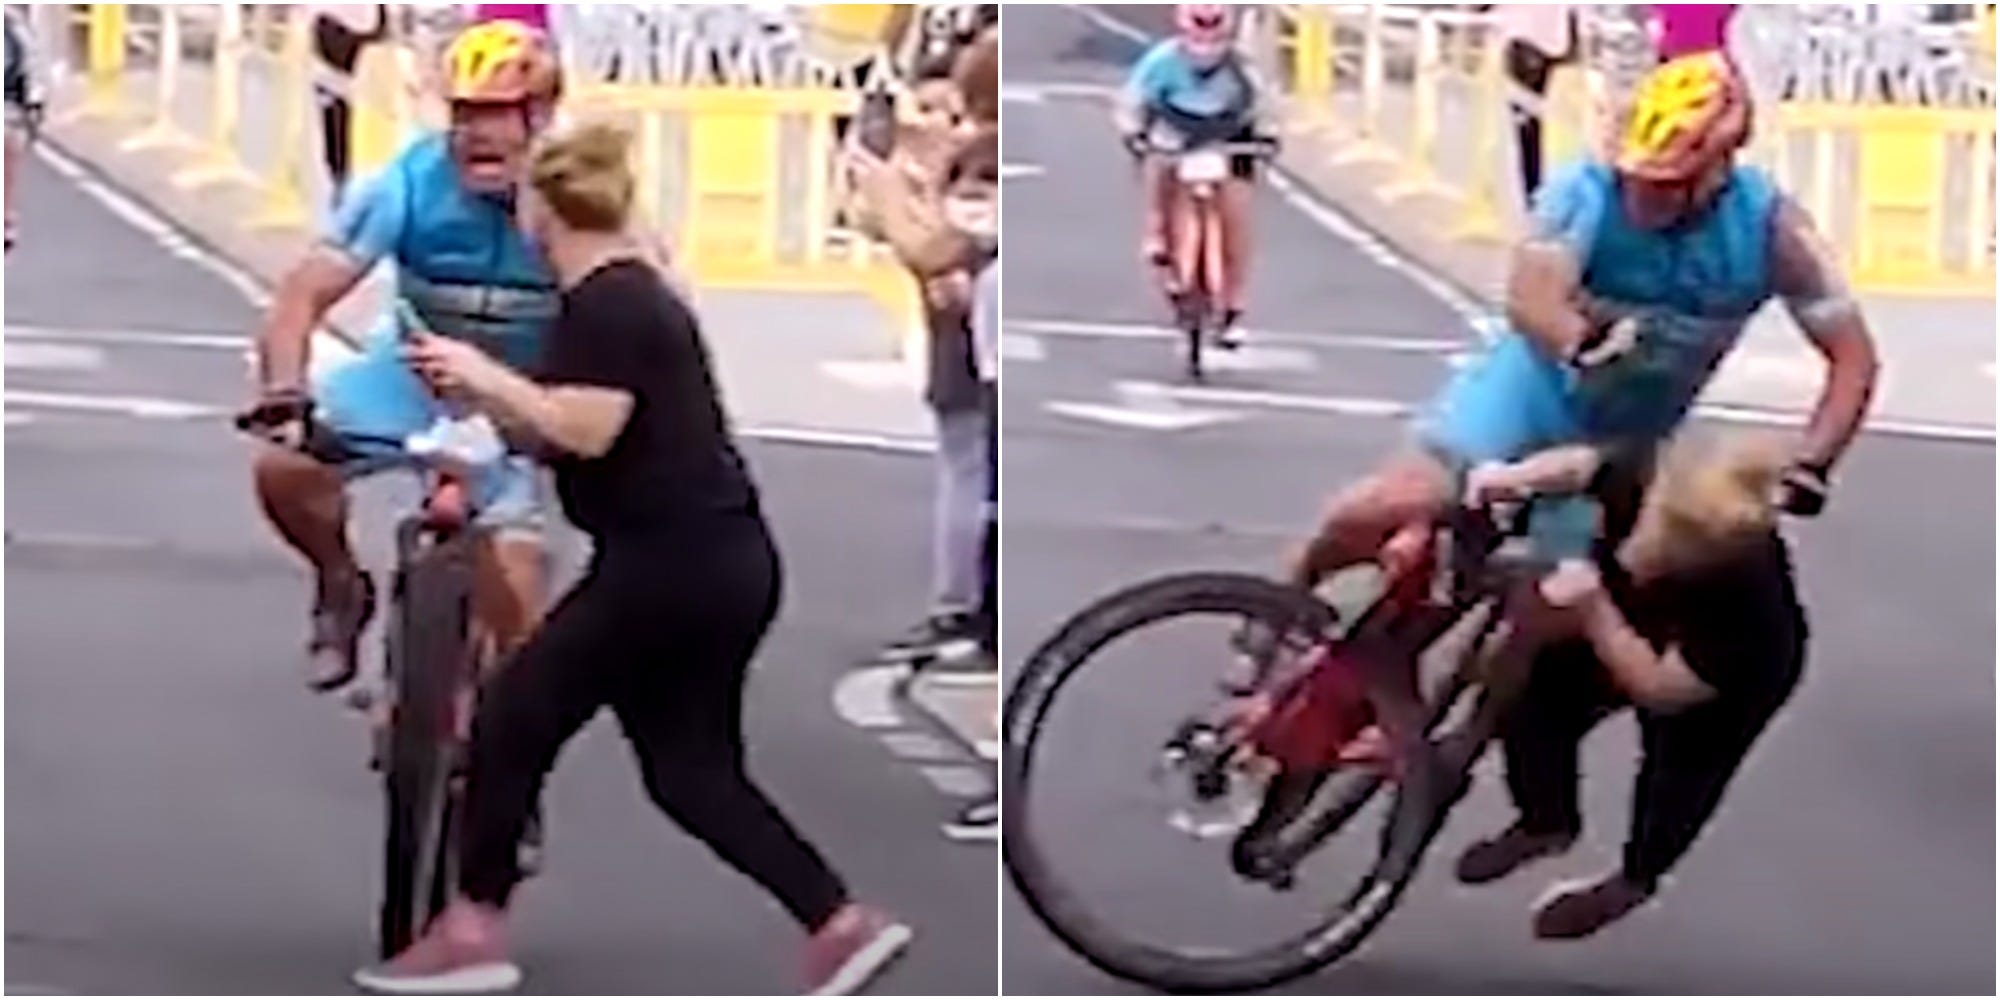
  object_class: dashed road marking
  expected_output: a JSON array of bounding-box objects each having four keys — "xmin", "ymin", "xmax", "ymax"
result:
[
  {"xmin": 4, "ymin": 342, "xmax": 106, "ymax": 371},
  {"xmin": 6, "ymin": 390, "xmax": 225, "ymax": 420},
  {"xmin": 1008, "ymin": 317, "xmax": 1464, "ymax": 355},
  {"xmin": 833, "ymin": 665, "xmax": 993, "ymax": 800},
  {"xmin": 1002, "ymin": 162, "xmax": 1046, "ymax": 179}
]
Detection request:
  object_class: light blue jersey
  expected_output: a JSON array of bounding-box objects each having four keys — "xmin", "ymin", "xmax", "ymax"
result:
[
  {"xmin": 311, "ymin": 134, "xmax": 560, "ymax": 534},
  {"xmin": 1121, "ymin": 38, "xmax": 1256, "ymax": 145},
  {"xmin": 1417, "ymin": 160, "xmax": 1782, "ymax": 555}
]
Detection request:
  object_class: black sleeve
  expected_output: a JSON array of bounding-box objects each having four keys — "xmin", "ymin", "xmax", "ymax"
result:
[
  {"xmin": 1656, "ymin": 538, "xmax": 1805, "ymax": 697},
  {"xmin": 537, "ymin": 272, "xmax": 649, "ymax": 394}
]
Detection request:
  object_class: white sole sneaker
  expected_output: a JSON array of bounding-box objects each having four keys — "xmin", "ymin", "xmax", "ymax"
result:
[
  {"xmin": 810, "ymin": 922, "xmax": 914, "ymax": 996},
  {"xmin": 352, "ymin": 960, "xmax": 523, "ymax": 994}
]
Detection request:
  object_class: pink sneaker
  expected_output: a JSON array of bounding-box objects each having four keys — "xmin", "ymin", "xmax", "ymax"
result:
[
  {"xmin": 353, "ymin": 900, "xmax": 521, "ymax": 994},
  {"xmin": 804, "ymin": 904, "xmax": 913, "ymax": 995}
]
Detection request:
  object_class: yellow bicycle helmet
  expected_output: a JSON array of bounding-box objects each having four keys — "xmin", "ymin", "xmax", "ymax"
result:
[
  {"xmin": 1617, "ymin": 51, "xmax": 1749, "ymax": 183},
  {"xmin": 443, "ymin": 20, "xmax": 562, "ymax": 108}
]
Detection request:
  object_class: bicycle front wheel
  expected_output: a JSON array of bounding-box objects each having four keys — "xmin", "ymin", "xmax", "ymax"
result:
[
  {"xmin": 1003, "ymin": 572, "xmax": 1412, "ymax": 993},
  {"xmin": 378, "ymin": 528, "xmax": 476, "ymax": 960}
]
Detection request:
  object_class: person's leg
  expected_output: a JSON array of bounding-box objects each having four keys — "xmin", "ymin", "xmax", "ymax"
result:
[
  {"xmin": 323, "ymin": 94, "xmax": 351, "ymax": 204},
  {"xmin": 251, "ymin": 443, "xmax": 375, "ymax": 689},
  {"xmin": 1535, "ymin": 666, "xmax": 1799, "ymax": 940},
  {"xmin": 1505, "ymin": 39, "xmax": 1555, "ymax": 204},
  {"xmin": 456, "ymin": 571, "xmax": 625, "ymax": 908},
  {"xmin": 1143, "ymin": 159, "xmax": 1177, "ymax": 270},
  {"xmin": 934, "ymin": 406, "xmax": 985, "ymax": 622},
  {"xmin": 1215, "ymin": 169, "xmax": 1255, "ymax": 338},
  {"xmin": 1288, "ymin": 449, "xmax": 1455, "ymax": 589},
  {"xmin": 608, "ymin": 534, "xmax": 852, "ymax": 930}
]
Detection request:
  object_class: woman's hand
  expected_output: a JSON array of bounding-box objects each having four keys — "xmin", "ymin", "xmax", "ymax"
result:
[
  {"xmin": 1538, "ymin": 558, "xmax": 1605, "ymax": 611},
  {"xmin": 404, "ymin": 332, "xmax": 507, "ymax": 400}
]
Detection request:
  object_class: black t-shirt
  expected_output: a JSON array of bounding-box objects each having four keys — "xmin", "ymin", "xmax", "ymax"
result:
[
  {"xmin": 1598, "ymin": 531, "xmax": 1808, "ymax": 698},
  {"xmin": 536, "ymin": 260, "xmax": 759, "ymax": 537}
]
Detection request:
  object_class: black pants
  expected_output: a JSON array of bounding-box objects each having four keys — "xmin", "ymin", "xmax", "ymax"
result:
[
  {"xmin": 457, "ymin": 515, "xmax": 850, "ymax": 929},
  {"xmin": 974, "ymin": 380, "xmax": 997, "ymax": 654},
  {"xmin": 319, "ymin": 95, "xmax": 350, "ymax": 200},
  {"xmin": 1504, "ymin": 39, "xmax": 1562, "ymax": 205},
  {"xmin": 1500, "ymin": 638, "xmax": 1802, "ymax": 890}
]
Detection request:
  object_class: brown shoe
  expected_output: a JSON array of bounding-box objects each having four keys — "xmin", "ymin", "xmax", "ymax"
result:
[
  {"xmin": 1454, "ymin": 823, "xmax": 1576, "ymax": 885},
  {"xmin": 1532, "ymin": 871, "xmax": 1654, "ymax": 940}
]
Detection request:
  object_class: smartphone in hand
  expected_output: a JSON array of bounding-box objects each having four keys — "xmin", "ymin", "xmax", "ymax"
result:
[{"xmin": 854, "ymin": 88, "xmax": 897, "ymax": 159}]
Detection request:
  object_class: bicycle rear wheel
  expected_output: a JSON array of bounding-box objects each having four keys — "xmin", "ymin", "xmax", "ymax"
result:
[
  {"xmin": 1005, "ymin": 572, "xmax": 1409, "ymax": 993},
  {"xmin": 378, "ymin": 523, "xmax": 477, "ymax": 960}
]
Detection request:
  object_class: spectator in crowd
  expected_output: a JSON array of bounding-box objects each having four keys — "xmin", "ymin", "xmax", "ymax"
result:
[
  {"xmin": 4, "ymin": 3, "xmax": 42, "ymax": 252},
  {"xmin": 311, "ymin": 4, "xmax": 390, "ymax": 207},
  {"xmin": 1497, "ymin": 3, "xmax": 1579, "ymax": 203}
]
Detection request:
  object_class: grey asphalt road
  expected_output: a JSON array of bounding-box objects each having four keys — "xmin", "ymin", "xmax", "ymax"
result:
[
  {"xmin": 2, "ymin": 150, "xmax": 995, "ymax": 994},
  {"xmin": 1000, "ymin": 5, "xmax": 1994, "ymax": 995}
]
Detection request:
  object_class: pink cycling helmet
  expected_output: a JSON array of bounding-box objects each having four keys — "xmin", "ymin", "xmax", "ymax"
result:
[{"xmin": 1176, "ymin": 4, "xmax": 1233, "ymax": 65}]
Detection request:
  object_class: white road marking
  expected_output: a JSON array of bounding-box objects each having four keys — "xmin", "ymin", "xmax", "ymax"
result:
[
  {"xmin": 7, "ymin": 324, "xmax": 251, "ymax": 350},
  {"xmin": 4, "ymin": 342, "xmax": 105, "ymax": 371},
  {"xmin": 1009, "ymin": 317, "xmax": 1463, "ymax": 354},
  {"xmin": 916, "ymin": 765, "xmax": 990, "ymax": 797},
  {"xmin": 1692, "ymin": 404, "xmax": 1995, "ymax": 443},
  {"xmin": 737, "ymin": 425, "xmax": 935, "ymax": 455},
  {"xmin": 6, "ymin": 390, "xmax": 225, "ymax": 420},
  {"xmin": 1064, "ymin": 2, "xmax": 1151, "ymax": 44},
  {"xmin": 1046, "ymin": 395, "xmax": 1242, "ymax": 432},
  {"xmin": 831, "ymin": 665, "xmax": 906, "ymax": 729},
  {"xmin": 1001, "ymin": 80, "xmax": 1122, "ymax": 102},
  {"xmin": 821, "ymin": 358, "xmax": 923, "ymax": 392},
  {"xmin": 879, "ymin": 731, "xmax": 958, "ymax": 762},
  {"xmin": 1001, "ymin": 333, "xmax": 1047, "ymax": 363},
  {"xmin": 1000, "ymin": 84, "xmax": 1047, "ymax": 104},
  {"xmin": 1002, "ymin": 163, "xmax": 1045, "ymax": 179},
  {"xmin": 1122, "ymin": 380, "xmax": 1413, "ymax": 419},
  {"xmin": 5, "ymin": 412, "xmax": 39, "ymax": 426}
]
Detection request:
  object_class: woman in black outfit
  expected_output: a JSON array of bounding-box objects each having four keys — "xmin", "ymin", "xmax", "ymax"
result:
[
  {"xmin": 356, "ymin": 122, "xmax": 911, "ymax": 996},
  {"xmin": 1452, "ymin": 433, "xmax": 1809, "ymax": 940}
]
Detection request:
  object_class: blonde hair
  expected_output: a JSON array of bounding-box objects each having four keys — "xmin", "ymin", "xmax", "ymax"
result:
[
  {"xmin": 1639, "ymin": 431, "xmax": 1786, "ymax": 557},
  {"xmin": 528, "ymin": 120, "xmax": 634, "ymax": 232}
]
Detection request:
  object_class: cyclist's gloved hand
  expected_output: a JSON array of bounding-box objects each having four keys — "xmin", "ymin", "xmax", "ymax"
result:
[
  {"xmin": 1776, "ymin": 459, "xmax": 1832, "ymax": 517},
  {"xmin": 1565, "ymin": 315, "xmax": 1643, "ymax": 372},
  {"xmin": 236, "ymin": 388, "xmax": 312, "ymax": 449}
]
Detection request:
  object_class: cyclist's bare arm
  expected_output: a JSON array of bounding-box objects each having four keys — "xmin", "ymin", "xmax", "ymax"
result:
[
  {"xmin": 256, "ymin": 245, "xmax": 367, "ymax": 392},
  {"xmin": 1770, "ymin": 195, "xmax": 1878, "ymax": 470},
  {"xmin": 1505, "ymin": 230, "xmax": 1596, "ymax": 361},
  {"xmin": 1468, "ymin": 445, "xmax": 1605, "ymax": 503}
]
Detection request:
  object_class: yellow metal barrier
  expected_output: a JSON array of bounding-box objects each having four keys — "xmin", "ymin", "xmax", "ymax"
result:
[
  {"xmin": 79, "ymin": 4, "xmax": 127, "ymax": 120},
  {"xmin": 122, "ymin": 6, "xmax": 191, "ymax": 150},
  {"xmin": 249, "ymin": 7, "xmax": 312, "ymax": 231},
  {"xmin": 173, "ymin": 4, "xmax": 257, "ymax": 189}
]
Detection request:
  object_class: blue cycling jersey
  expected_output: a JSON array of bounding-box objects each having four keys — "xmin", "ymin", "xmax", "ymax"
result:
[
  {"xmin": 325, "ymin": 132, "xmax": 557, "ymax": 369},
  {"xmin": 312, "ymin": 133, "xmax": 559, "ymax": 532},
  {"xmin": 1123, "ymin": 39, "xmax": 1255, "ymax": 144},
  {"xmin": 1418, "ymin": 159, "xmax": 1781, "ymax": 558},
  {"xmin": 1421, "ymin": 159, "xmax": 1780, "ymax": 463}
]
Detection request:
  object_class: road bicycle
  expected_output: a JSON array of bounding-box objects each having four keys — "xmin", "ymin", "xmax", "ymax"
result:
[
  {"xmin": 236, "ymin": 402, "xmax": 497, "ymax": 960},
  {"xmin": 1135, "ymin": 135, "xmax": 1278, "ymax": 383},
  {"xmin": 1004, "ymin": 501, "xmax": 1554, "ymax": 992}
]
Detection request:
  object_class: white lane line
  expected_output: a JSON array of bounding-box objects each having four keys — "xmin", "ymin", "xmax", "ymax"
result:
[
  {"xmin": 878, "ymin": 731, "xmax": 959, "ymax": 762},
  {"xmin": 1010, "ymin": 317, "xmax": 1464, "ymax": 354},
  {"xmin": 738, "ymin": 425, "xmax": 934, "ymax": 455},
  {"xmin": 5, "ymin": 412, "xmax": 39, "ymax": 427},
  {"xmin": 1045, "ymin": 399, "xmax": 1242, "ymax": 432},
  {"xmin": 4, "ymin": 342, "xmax": 105, "ymax": 371},
  {"xmin": 831, "ymin": 665, "xmax": 906, "ymax": 729},
  {"xmin": 1121, "ymin": 380, "xmax": 1413, "ymax": 419},
  {"xmin": 6, "ymin": 325, "xmax": 251, "ymax": 350},
  {"xmin": 1064, "ymin": 2, "xmax": 1151, "ymax": 44},
  {"xmin": 35, "ymin": 142, "xmax": 274, "ymax": 311},
  {"xmin": 6, "ymin": 390, "xmax": 226, "ymax": 420},
  {"xmin": 1692, "ymin": 404, "xmax": 1995, "ymax": 443},
  {"xmin": 1001, "ymin": 84, "xmax": 1047, "ymax": 104},
  {"xmin": 1001, "ymin": 333, "xmax": 1048, "ymax": 363},
  {"xmin": 1002, "ymin": 163, "xmax": 1045, "ymax": 179},
  {"xmin": 916, "ymin": 764, "xmax": 990, "ymax": 798},
  {"xmin": 821, "ymin": 358, "xmax": 923, "ymax": 392}
]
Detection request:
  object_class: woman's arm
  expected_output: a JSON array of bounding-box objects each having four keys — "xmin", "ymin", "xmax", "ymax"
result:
[
  {"xmin": 1576, "ymin": 589, "xmax": 1717, "ymax": 711},
  {"xmin": 465, "ymin": 364, "xmax": 633, "ymax": 459}
]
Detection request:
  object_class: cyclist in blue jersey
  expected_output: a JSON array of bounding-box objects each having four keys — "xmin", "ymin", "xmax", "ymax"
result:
[
  {"xmin": 1286, "ymin": 54, "xmax": 1877, "ymax": 718},
  {"xmin": 241, "ymin": 21, "xmax": 565, "ymax": 693},
  {"xmin": 1115, "ymin": 4, "xmax": 1267, "ymax": 346}
]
